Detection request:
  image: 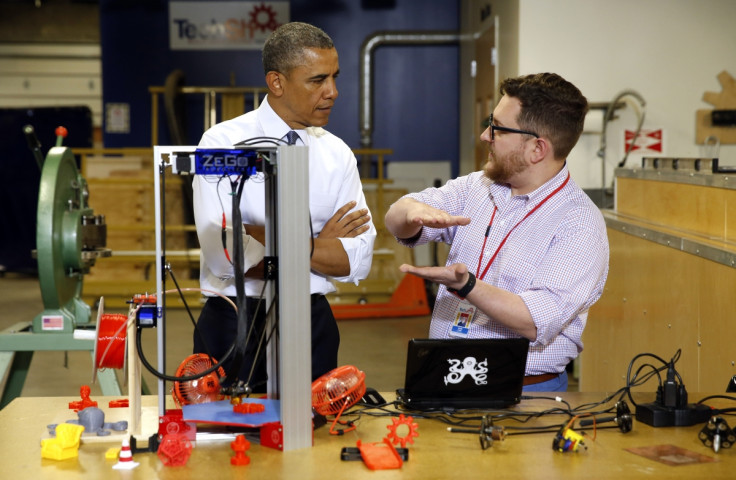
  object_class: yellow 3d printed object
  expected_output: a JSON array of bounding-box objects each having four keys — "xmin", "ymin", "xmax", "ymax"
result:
[{"xmin": 41, "ymin": 423, "xmax": 85, "ymax": 460}]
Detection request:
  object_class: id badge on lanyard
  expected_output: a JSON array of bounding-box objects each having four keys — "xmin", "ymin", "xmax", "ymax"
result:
[
  {"xmin": 449, "ymin": 300, "xmax": 477, "ymax": 338},
  {"xmin": 447, "ymin": 172, "xmax": 570, "ymax": 339}
]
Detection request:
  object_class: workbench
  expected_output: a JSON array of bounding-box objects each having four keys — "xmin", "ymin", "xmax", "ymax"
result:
[
  {"xmin": 584, "ymin": 162, "xmax": 736, "ymax": 392},
  {"xmin": 2, "ymin": 392, "xmax": 734, "ymax": 479}
]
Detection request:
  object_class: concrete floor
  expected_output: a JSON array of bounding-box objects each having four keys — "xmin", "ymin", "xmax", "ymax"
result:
[{"xmin": 0, "ymin": 272, "xmax": 429, "ymax": 403}]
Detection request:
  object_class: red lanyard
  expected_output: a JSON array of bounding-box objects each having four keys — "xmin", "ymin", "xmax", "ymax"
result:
[{"xmin": 476, "ymin": 172, "xmax": 570, "ymax": 281}]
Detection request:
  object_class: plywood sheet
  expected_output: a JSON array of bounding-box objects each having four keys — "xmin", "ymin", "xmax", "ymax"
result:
[{"xmin": 582, "ymin": 229, "xmax": 736, "ymax": 392}]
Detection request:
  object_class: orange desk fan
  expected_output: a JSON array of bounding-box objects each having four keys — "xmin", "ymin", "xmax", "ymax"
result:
[
  {"xmin": 172, "ymin": 354, "xmax": 226, "ymax": 406},
  {"xmin": 312, "ymin": 365, "xmax": 366, "ymax": 435}
]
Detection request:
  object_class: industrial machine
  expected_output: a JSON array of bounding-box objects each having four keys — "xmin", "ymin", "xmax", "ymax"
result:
[
  {"xmin": 0, "ymin": 126, "xmax": 119, "ymax": 409},
  {"xmin": 31, "ymin": 126, "xmax": 110, "ymax": 332}
]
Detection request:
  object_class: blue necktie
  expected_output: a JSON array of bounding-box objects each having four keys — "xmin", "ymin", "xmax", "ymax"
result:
[{"xmin": 285, "ymin": 130, "xmax": 300, "ymax": 145}]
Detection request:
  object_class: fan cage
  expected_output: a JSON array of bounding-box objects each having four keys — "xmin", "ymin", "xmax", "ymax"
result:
[
  {"xmin": 172, "ymin": 354, "xmax": 226, "ymax": 406},
  {"xmin": 311, "ymin": 365, "xmax": 366, "ymax": 416}
]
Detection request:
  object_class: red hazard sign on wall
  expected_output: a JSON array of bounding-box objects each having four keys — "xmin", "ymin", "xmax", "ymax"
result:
[{"xmin": 624, "ymin": 128, "xmax": 664, "ymax": 155}]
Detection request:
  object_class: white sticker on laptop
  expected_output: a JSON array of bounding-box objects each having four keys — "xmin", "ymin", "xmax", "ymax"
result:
[
  {"xmin": 445, "ymin": 357, "xmax": 488, "ymax": 385},
  {"xmin": 449, "ymin": 300, "xmax": 476, "ymax": 338}
]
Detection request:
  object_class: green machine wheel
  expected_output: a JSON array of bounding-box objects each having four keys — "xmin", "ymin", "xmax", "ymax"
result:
[{"xmin": 33, "ymin": 146, "xmax": 109, "ymax": 333}]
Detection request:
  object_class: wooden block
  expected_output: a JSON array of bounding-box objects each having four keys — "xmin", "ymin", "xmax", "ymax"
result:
[
  {"xmin": 697, "ymin": 70, "xmax": 736, "ymax": 144},
  {"xmin": 702, "ymin": 70, "xmax": 736, "ymax": 108}
]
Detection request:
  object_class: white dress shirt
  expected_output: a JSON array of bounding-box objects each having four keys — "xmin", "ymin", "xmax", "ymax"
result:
[{"xmin": 193, "ymin": 95, "xmax": 376, "ymax": 297}]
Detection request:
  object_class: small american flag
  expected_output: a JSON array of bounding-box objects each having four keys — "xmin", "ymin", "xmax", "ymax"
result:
[{"xmin": 42, "ymin": 315, "xmax": 64, "ymax": 330}]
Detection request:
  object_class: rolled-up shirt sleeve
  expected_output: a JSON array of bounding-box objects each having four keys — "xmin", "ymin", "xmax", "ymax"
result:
[{"xmin": 518, "ymin": 213, "xmax": 609, "ymax": 347}]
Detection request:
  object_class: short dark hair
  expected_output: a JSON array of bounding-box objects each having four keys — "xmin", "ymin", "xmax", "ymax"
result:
[
  {"xmin": 262, "ymin": 22, "xmax": 334, "ymax": 75},
  {"xmin": 500, "ymin": 73, "xmax": 588, "ymax": 159}
]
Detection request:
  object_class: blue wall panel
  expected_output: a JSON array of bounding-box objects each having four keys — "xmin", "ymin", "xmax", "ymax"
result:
[{"xmin": 100, "ymin": 0, "xmax": 459, "ymax": 169}]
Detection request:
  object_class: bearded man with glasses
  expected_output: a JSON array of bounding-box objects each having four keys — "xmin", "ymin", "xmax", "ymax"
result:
[{"xmin": 385, "ymin": 72, "xmax": 609, "ymax": 392}]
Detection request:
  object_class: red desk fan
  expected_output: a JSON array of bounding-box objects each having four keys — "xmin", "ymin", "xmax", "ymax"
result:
[
  {"xmin": 172, "ymin": 354, "xmax": 226, "ymax": 406},
  {"xmin": 312, "ymin": 365, "xmax": 366, "ymax": 435}
]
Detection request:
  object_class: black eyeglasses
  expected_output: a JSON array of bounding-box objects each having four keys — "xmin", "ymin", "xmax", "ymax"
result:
[{"xmin": 487, "ymin": 114, "xmax": 539, "ymax": 141}]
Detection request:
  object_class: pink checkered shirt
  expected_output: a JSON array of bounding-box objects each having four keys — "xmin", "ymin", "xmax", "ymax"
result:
[{"xmin": 401, "ymin": 165, "xmax": 609, "ymax": 375}]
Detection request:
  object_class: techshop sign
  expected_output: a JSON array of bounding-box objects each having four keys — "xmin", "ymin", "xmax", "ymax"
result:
[
  {"xmin": 624, "ymin": 128, "xmax": 665, "ymax": 155},
  {"xmin": 169, "ymin": 1, "xmax": 289, "ymax": 50}
]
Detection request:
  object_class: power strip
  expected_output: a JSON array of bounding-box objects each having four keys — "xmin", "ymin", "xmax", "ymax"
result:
[{"xmin": 635, "ymin": 402, "xmax": 712, "ymax": 427}]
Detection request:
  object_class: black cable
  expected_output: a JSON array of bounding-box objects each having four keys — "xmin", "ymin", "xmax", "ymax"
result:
[
  {"xmin": 521, "ymin": 394, "xmax": 573, "ymax": 411},
  {"xmin": 218, "ymin": 171, "xmax": 279, "ymax": 390},
  {"xmin": 573, "ymin": 386, "xmax": 628, "ymax": 413},
  {"xmin": 697, "ymin": 395, "xmax": 736, "ymax": 403},
  {"xmin": 342, "ymin": 395, "xmax": 632, "ymax": 442},
  {"xmin": 224, "ymin": 175, "xmax": 250, "ymax": 386},
  {"xmin": 621, "ymin": 351, "xmax": 681, "ymax": 407},
  {"xmin": 167, "ymin": 265, "xmax": 218, "ymax": 364},
  {"xmin": 219, "ymin": 289, "xmax": 278, "ymax": 397},
  {"xmin": 238, "ymin": 281, "xmax": 274, "ymax": 392},
  {"xmin": 136, "ymin": 322, "xmax": 234, "ymax": 383},
  {"xmin": 342, "ymin": 350, "xmax": 702, "ymax": 446},
  {"xmin": 233, "ymin": 136, "xmax": 286, "ymax": 146},
  {"xmin": 624, "ymin": 363, "xmax": 662, "ymax": 407},
  {"xmin": 214, "ymin": 176, "xmax": 233, "ymax": 265},
  {"xmin": 309, "ymin": 212, "xmax": 315, "ymax": 259}
]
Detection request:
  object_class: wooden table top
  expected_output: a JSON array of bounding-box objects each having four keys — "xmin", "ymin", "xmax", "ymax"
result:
[{"xmin": 2, "ymin": 391, "xmax": 734, "ymax": 479}]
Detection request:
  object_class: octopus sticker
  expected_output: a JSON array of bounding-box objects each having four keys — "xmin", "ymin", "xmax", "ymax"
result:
[{"xmin": 444, "ymin": 357, "xmax": 489, "ymax": 386}]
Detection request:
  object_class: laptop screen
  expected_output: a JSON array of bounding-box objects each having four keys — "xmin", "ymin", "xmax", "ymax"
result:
[{"xmin": 397, "ymin": 337, "xmax": 529, "ymax": 410}]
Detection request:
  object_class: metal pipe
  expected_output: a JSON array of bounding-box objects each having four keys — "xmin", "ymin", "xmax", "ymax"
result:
[
  {"xmin": 359, "ymin": 31, "xmax": 461, "ymax": 149},
  {"xmin": 597, "ymin": 89, "xmax": 646, "ymax": 202}
]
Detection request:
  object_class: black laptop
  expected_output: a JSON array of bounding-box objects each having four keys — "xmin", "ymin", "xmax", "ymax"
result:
[{"xmin": 396, "ymin": 337, "xmax": 529, "ymax": 411}]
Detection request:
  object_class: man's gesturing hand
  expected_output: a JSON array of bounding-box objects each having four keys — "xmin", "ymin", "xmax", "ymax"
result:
[
  {"xmin": 404, "ymin": 201, "xmax": 471, "ymax": 229},
  {"xmin": 399, "ymin": 263, "xmax": 470, "ymax": 291}
]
